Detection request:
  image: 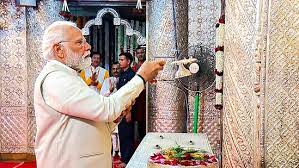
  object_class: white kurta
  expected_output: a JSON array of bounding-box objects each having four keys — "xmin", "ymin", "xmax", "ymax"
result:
[{"xmin": 34, "ymin": 60, "xmax": 144, "ymax": 168}]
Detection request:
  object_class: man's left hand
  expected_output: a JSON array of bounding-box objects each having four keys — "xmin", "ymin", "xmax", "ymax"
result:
[{"xmin": 113, "ymin": 101, "xmax": 135, "ymax": 123}]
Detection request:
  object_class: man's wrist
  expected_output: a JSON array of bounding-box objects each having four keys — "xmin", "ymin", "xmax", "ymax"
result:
[{"xmin": 136, "ymin": 74, "xmax": 146, "ymax": 85}]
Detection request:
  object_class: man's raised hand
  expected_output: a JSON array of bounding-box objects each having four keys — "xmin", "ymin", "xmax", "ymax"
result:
[{"xmin": 137, "ymin": 60, "xmax": 166, "ymax": 83}]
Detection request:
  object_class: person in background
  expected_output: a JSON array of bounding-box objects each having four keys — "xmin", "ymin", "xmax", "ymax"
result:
[
  {"xmin": 80, "ymin": 52, "xmax": 109, "ymax": 93},
  {"xmin": 132, "ymin": 46, "xmax": 146, "ymax": 72},
  {"xmin": 100, "ymin": 62, "xmax": 120, "ymax": 97},
  {"xmin": 117, "ymin": 52, "xmax": 136, "ymax": 165},
  {"xmin": 132, "ymin": 46, "xmax": 147, "ymax": 142},
  {"xmin": 136, "ymin": 46, "xmax": 146, "ymax": 70},
  {"xmin": 100, "ymin": 62, "xmax": 121, "ymax": 157},
  {"xmin": 34, "ymin": 21, "xmax": 165, "ymax": 168}
]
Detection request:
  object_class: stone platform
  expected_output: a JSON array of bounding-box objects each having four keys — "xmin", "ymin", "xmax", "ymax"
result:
[{"xmin": 127, "ymin": 132, "xmax": 215, "ymax": 168}]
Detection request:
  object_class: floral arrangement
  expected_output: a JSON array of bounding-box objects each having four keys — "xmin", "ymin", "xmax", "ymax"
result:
[{"xmin": 149, "ymin": 146, "xmax": 217, "ymax": 166}]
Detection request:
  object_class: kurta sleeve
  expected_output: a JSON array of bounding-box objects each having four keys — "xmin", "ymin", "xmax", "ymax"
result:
[
  {"xmin": 107, "ymin": 122, "xmax": 118, "ymax": 133},
  {"xmin": 42, "ymin": 71, "xmax": 144, "ymax": 122}
]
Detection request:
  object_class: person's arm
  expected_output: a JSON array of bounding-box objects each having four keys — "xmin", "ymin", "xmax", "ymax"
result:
[
  {"xmin": 42, "ymin": 71, "xmax": 144, "ymax": 122},
  {"xmin": 107, "ymin": 103, "xmax": 133, "ymax": 132}
]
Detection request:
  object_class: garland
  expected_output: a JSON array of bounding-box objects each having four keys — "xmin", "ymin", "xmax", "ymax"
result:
[{"xmin": 215, "ymin": 15, "xmax": 225, "ymax": 110}]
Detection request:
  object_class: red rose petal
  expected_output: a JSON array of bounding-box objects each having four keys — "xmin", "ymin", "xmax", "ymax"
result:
[{"xmin": 200, "ymin": 161, "xmax": 208, "ymax": 166}]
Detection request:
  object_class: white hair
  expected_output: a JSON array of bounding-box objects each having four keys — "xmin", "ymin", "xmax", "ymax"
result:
[{"xmin": 42, "ymin": 21, "xmax": 79, "ymax": 60}]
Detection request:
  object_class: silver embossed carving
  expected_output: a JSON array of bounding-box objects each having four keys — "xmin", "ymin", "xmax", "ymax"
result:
[
  {"xmin": 0, "ymin": 0, "xmax": 62, "ymax": 153},
  {"xmin": 147, "ymin": 0, "xmax": 188, "ymax": 133},
  {"xmin": 187, "ymin": 0, "xmax": 221, "ymax": 156}
]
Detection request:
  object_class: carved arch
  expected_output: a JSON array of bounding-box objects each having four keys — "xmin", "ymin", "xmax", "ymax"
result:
[{"xmin": 82, "ymin": 8, "xmax": 145, "ymax": 45}]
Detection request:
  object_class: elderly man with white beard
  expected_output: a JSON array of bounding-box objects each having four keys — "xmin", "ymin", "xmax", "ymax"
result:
[{"xmin": 34, "ymin": 21, "xmax": 165, "ymax": 168}]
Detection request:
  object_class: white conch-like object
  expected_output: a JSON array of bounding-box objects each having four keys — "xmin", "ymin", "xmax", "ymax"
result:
[
  {"xmin": 175, "ymin": 63, "xmax": 192, "ymax": 78},
  {"xmin": 171, "ymin": 56, "xmax": 197, "ymax": 65},
  {"xmin": 172, "ymin": 57, "xmax": 197, "ymax": 78}
]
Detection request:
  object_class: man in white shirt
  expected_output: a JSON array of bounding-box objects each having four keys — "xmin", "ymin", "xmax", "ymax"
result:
[
  {"xmin": 100, "ymin": 62, "xmax": 120, "ymax": 97},
  {"xmin": 34, "ymin": 21, "xmax": 165, "ymax": 168},
  {"xmin": 100, "ymin": 62, "xmax": 121, "ymax": 157}
]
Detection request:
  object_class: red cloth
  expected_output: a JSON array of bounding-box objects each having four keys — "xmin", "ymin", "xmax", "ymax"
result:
[
  {"xmin": 0, "ymin": 156, "xmax": 124, "ymax": 168},
  {"xmin": 0, "ymin": 161, "xmax": 36, "ymax": 168}
]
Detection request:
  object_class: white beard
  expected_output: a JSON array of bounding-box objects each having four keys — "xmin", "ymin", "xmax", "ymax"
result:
[
  {"xmin": 78, "ymin": 56, "xmax": 91, "ymax": 70},
  {"xmin": 65, "ymin": 48, "xmax": 91, "ymax": 71}
]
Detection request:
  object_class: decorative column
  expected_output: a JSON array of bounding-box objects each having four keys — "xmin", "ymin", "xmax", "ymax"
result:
[
  {"xmin": 0, "ymin": 2, "xmax": 28, "ymax": 154},
  {"xmin": 116, "ymin": 25, "xmax": 123, "ymax": 56},
  {"xmin": 104, "ymin": 20, "xmax": 110, "ymax": 70},
  {"xmin": 130, "ymin": 20, "xmax": 135, "ymax": 54},
  {"xmin": 222, "ymin": 0, "xmax": 258, "ymax": 167},
  {"xmin": 147, "ymin": 0, "xmax": 188, "ymax": 132},
  {"xmin": 263, "ymin": 0, "xmax": 299, "ymax": 167},
  {"xmin": 123, "ymin": 24, "xmax": 128, "ymax": 52},
  {"xmin": 188, "ymin": 0, "xmax": 221, "ymax": 156},
  {"xmin": 223, "ymin": 0, "xmax": 299, "ymax": 167},
  {"xmin": 0, "ymin": 0, "xmax": 62, "ymax": 156},
  {"xmin": 26, "ymin": 0, "xmax": 62, "ymax": 154}
]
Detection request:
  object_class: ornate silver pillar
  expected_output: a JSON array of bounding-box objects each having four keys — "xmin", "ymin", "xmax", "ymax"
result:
[
  {"xmin": 26, "ymin": 0, "xmax": 63, "ymax": 153},
  {"xmin": 263, "ymin": 1, "xmax": 299, "ymax": 167},
  {"xmin": 0, "ymin": 0, "xmax": 62, "ymax": 154},
  {"xmin": 222, "ymin": 0, "xmax": 259, "ymax": 166},
  {"xmin": 187, "ymin": 0, "xmax": 221, "ymax": 156},
  {"xmin": 223, "ymin": 0, "xmax": 299, "ymax": 167},
  {"xmin": 147, "ymin": 0, "xmax": 188, "ymax": 132},
  {"xmin": 0, "ymin": 2, "xmax": 28, "ymax": 153}
]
